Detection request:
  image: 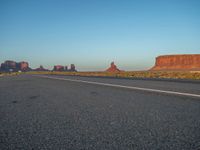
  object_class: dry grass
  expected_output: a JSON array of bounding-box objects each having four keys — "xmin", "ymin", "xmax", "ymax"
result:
[
  {"xmin": 1, "ymin": 71, "xmax": 199, "ymax": 80},
  {"xmin": 0, "ymin": 72, "xmax": 22, "ymax": 77}
]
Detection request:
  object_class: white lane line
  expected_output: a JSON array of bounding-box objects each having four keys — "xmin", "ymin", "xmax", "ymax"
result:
[{"xmin": 34, "ymin": 75, "xmax": 200, "ymax": 98}]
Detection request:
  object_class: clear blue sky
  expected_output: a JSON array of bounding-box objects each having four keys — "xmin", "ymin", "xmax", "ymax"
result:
[{"xmin": 0, "ymin": 0, "xmax": 200, "ymax": 71}]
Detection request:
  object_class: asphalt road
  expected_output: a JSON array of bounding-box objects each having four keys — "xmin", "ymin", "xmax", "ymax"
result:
[{"xmin": 0, "ymin": 75, "xmax": 200, "ymax": 150}]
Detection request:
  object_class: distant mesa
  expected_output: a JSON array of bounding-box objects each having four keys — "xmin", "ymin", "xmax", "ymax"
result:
[
  {"xmin": 0, "ymin": 60, "xmax": 30, "ymax": 72},
  {"xmin": 106, "ymin": 62, "xmax": 121, "ymax": 72},
  {"xmin": 0, "ymin": 60, "xmax": 78, "ymax": 72},
  {"xmin": 151, "ymin": 54, "xmax": 200, "ymax": 71},
  {"xmin": 53, "ymin": 65, "xmax": 64, "ymax": 71},
  {"xmin": 19, "ymin": 61, "xmax": 29, "ymax": 71},
  {"xmin": 69, "ymin": 64, "xmax": 77, "ymax": 72},
  {"xmin": 34, "ymin": 65, "xmax": 49, "ymax": 71},
  {"xmin": 53, "ymin": 64, "xmax": 77, "ymax": 72}
]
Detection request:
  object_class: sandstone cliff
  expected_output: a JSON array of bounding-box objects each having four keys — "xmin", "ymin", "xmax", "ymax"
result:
[
  {"xmin": 1, "ymin": 60, "xmax": 30, "ymax": 72},
  {"xmin": 53, "ymin": 65, "xmax": 64, "ymax": 71},
  {"xmin": 34, "ymin": 65, "xmax": 49, "ymax": 71},
  {"xmin": 18, "ymin": 61, "xmax": 29, "ymax": 71},
  {"xmin": 53, "ymin": 64, "xmax": 77, "ymax": 72},
  {"xmin": 69, "ymin": 64, "xmax": 77, "ymax": 72},
  {"xmin": 151, "ymin": 54, "xmax": 200, "ymax": 71}
]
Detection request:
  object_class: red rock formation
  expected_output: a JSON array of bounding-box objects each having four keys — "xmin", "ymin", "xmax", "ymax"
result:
[
  {"xmin": 53, "ymin": 65, "xmax": 64, "ymax": 71},
  {"xmin": 1, "ymin": 60, "xmax": 31, "ymax": 72},
  {"xmin": 106, "ymin": 62, "xmax": 121, "ymax": 72},
  {"xmin": 69, "ymin": 64, "xmax": 77, "ymax": 72},
  {"xmin": 1, "ymin": 60, "xmax": 17, "ymax": 70},
  {"xmin": 52, "ymin": 64, "xmax": 77, "ymax": 72},
  {"xmin": 35, "ymin": 65, "xmax": 49, "ymax": 71},
  {"xmin": 151, "ymin": 54, "xmax": 200, "ymax": 71},
  {"xmin": 18, "ymin": 61, "xmax": 29, "ymax": 71},
  {"xmin": 65, "ymin": 66, "xmax": 68, "ymax": 71}
]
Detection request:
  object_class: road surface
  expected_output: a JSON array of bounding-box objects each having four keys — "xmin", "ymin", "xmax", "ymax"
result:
[{"xmin": 0, "ymin": 75, "xmax": 200, "ymax": 150}]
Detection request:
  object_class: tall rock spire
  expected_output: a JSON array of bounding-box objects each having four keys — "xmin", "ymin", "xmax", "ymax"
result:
[{"xmin": 106, "ymin": 62, "xmax": 121, "ymax": 72}]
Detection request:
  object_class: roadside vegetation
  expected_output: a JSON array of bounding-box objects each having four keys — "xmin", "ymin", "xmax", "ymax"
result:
[
  {"xmin": 0, "ymin": 72, "xmax": 22, "ymax": 77},
  {"xmin": 1, "ymin": 71, "xmax": 200, "ymax": 80}
]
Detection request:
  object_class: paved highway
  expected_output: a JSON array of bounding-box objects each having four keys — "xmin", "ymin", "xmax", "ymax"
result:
[{"xmin": 0, "ymin": 75, "xmax": 200, "ymax": 150}]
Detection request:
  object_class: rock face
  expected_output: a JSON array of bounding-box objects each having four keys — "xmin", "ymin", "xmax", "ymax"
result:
[
  {"xmin": 69, "ymin": 64, "xmax": 76, "ymax": 72},
  {"xmin": 65, "ymin": 66, "xmax": 68, "ymax": 71},
  {"xmin": 34, "ymin": 65, "xmax": 49, "ymax": 71},
  {"xmin": 151, "ymin": 54, "xmax": 200, "ymax": 71},
  {"xmin": 53, "ymin": 65, "xmax": 64, "ymax": 71},
  {"xmin": 0, "ymin": 60, "xmax": 30, "ymax": 72},
  {"xmin": 1, "ymin": 60, "xmax": 17, "ymax": 71},
  {"xmin": 52, "ymin": 64, "xmax": 77, "ymax": 72},
  {"xmin": 18, "ymin": 61, "xmax": 29, "ymax": 71},
  {"xmin": 106, "ymin": 62, "xmax": 121, "ymax": 72}
]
